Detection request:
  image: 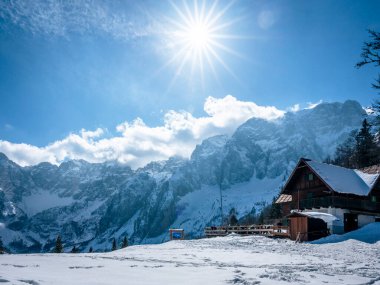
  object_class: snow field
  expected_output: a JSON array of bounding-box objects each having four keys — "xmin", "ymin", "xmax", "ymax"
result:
[{"xmin": 0, "ymin": 234, "xmax": 379, "ymax": 285}]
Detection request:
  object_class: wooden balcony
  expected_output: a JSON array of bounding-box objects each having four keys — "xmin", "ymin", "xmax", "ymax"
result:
[
  {"xmin": 204, "ymin": 225, "xmax": 290, "ymax": 238},
  {"xmin": 295, "ymin": 196, "xmax": 380, "ymax": 213}
]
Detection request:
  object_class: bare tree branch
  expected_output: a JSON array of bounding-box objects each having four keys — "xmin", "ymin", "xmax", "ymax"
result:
[{"xmin": 356, "ymin": 30, "xmax": 380, "ymax": 91}]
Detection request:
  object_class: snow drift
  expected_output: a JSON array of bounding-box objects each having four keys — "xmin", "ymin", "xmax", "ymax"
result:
[{"xmin": 311, "ymin": 222, "xmax": 380, "ymax": 244}]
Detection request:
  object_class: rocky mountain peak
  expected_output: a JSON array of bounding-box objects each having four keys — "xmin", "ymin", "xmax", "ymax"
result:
[{"xmin": 0, "ymin": 100, "xmax": 369, "ymax": 253}]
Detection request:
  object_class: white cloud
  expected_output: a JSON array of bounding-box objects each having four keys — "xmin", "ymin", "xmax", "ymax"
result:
[
  {"xmin": 0, "ymin": 95, "xmax": 286, "ymax": 169},
  {"xmin": 0, "ymin": 141, "xmax": 58, "ymax": 166},
  {"xmin": 288, "ymin": 104, "xmax": 300, "ymax": 112},
  {"xmin": 80, "ymin": 128, "xmax": 104, "ymax": 140},
  {"xmin": 0, "ymin": 0, "xmax": 151, "ymax": 40}
]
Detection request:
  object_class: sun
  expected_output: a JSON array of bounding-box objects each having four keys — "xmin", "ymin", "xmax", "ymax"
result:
[
  {"xmin": 186, "ymin": 22, "xmax": 211, "ymax": 50},
  {"xmin": 163, "ymin": 0, "xmax": 240, "ymax": 86}
]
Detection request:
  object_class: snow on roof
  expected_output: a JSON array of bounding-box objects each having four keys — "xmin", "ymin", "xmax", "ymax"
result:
[
  {"xmin": 354, "ymin": 170, "xmax": 379, "ymax": 189},
  {"xmin": 305, "ymin": 160, "xmax": 379, "ymax": 196},
  {"xmin": 299, "ymin": 211, "xmax": 339, "ymax": 223},
  {"xmin": 288, "ymin": 210, "xmax": 339, "ymax": 223}
]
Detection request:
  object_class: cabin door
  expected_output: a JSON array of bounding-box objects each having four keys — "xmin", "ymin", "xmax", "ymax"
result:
[{"xmin": 344, "ymin": 213, "xmax": 358, "ymax": 233}]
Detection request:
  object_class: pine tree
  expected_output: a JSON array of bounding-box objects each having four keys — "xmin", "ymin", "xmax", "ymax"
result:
[
  {"xmin": 111, "ymin": 238, "xmax": 117, "ymax": 251},
  {"xmin": 332, "ymin": 131, "xmax": 357, "ymax": 168},
  {"xmin": 71, "ymin": 245, "xmax": 78, "ymax": 253},
  {"xmin": 323, "ymin": 155, "xmax": 332, "ymax": 164},
  {"xmin": 229, "ymin": 214, "xmax": 238, "ymax": 226},
  {"xmin": 0, "ymin": 237, "xmax": 4, "ymax": 254},
  {"xmin": 333, "ymin": 122, "xmax": 380, "ymax": 169},
  {"xmin": 239, "ymin": 207, "xmax": 256, "ymax": 225},
  {"xmin": 258, "ymin": 211, "xmax": 264, "ymax": 224},
  {"xmin": 269, "ymin": 196, "xmax": 282, "ymax": 220},
  {"xmin": 89, "ymin": 247, "xmax": 93, "ymax": 253},
  {"xmin": 121, "ymin": 236, "xmax": 128, "ymax": 248},
  {"xmin": 228, "ymin": 208, "xmax": 238, "ymax": 226},
  {"xmin": 354, "ymin": 119, "xmax": 379, "ymax": 168},
  {"xmin": 55, "ymin": 235, "xmax": 63, "ymax": 253}
]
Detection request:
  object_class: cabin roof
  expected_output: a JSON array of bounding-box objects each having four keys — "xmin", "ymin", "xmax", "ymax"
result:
[
  {"xmin": 306, "ymin": 160, "xmax": 379, "ymax": 196},
  {"xmin": 280, "ymin": 158, "xmax": 380, "ymax": 197},
  {"xmin": 276, "ymin": 194, "xmax": 292, "ymax": 203}
]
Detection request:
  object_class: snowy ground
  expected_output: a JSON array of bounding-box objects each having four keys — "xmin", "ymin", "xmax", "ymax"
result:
[{"xmin": 1, "ymin": 233, "xmax": 379, "ymax": 285}]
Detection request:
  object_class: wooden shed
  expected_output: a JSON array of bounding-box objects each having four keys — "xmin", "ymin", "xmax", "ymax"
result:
[{"xmin": 287, "ymin": 212, "xmax": 330, "ymax": 242}]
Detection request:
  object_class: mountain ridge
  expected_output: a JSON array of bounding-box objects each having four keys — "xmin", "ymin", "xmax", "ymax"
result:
[{"xmin": 0, "ymin": 100, "xmax": 367, "ymax": 252}]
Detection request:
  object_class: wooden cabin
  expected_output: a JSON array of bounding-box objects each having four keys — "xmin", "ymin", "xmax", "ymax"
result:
[{"xmin": 276, "ymin": 158, "xmax": 380, "ymax": 240}]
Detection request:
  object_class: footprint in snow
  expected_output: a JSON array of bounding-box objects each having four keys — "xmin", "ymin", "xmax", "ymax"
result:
[{"xmin": 18, "ymin": 280, "xmax": 40, "ymax": 285}]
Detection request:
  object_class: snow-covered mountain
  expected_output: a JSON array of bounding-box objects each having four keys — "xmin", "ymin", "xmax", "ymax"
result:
[{"xmin": 0, "ymin": 100, "xmax": 366, "ymax": 253}]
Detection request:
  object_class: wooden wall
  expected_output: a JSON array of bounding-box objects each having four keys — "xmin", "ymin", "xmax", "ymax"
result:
[
  {"xmin": 286, "ymin": 165, "xmax": 332, "ymax": 208},
  {"xmin": 289, "ymin": 215, "xmax": 329, "ymax": 241},
  {"xmin": 289, "ymin": 216, "xmax": 308, "ymax": 241}
]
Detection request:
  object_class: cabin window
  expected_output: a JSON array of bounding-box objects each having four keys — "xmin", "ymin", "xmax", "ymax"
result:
[
  {"xmin": 371, "ymin": 196, "xmax": 377, "ymax": 203},
  {"xmin": 308, "ymin": 173, "xmax": 314, "ymax": 181}
]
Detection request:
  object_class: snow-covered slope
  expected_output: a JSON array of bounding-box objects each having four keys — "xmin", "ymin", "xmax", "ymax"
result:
[
  {"xmin": 1, "ymin": 234, "xmax": 379, "ymax": 285},
  {"xmin": 311, "ymin": 222, "xmax": 380, "ymax": 244},
  {"xmin": 0, "ymin": 100, "xmax": 366, "ymax": 253}
]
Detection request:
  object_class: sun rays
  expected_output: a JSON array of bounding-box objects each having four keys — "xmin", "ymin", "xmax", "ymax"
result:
[{"xmin": 163, "ymin": 0, "xmax": 241, "ymax": 88}]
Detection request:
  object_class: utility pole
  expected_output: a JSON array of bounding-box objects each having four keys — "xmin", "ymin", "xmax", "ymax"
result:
[
  {"xmin": 219, "ymin": 183, "xmax": 224, "ymax": 226},
  {"xmin": 218, "ymin": 164, "xmax": 224, "ymax": 226}
]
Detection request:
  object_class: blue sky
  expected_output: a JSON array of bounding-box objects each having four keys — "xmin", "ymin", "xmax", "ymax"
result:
[{"xmin": 0, "ymin": 0, "xmax": 379, "ymax": 167}]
